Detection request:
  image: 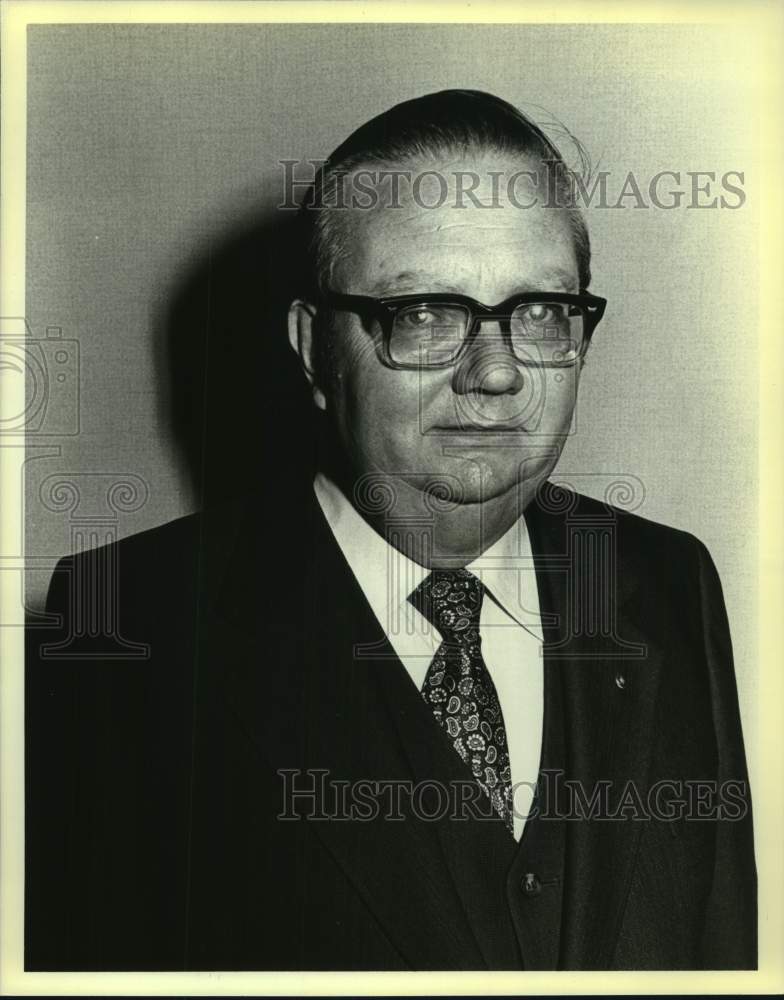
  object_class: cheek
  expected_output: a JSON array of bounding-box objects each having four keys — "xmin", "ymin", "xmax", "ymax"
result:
[
  {"xmin": 330, "ymin": 332, "xmax": 423, "ymax": 441},
  {"xmin": 326, "ymin": 328, "xmax": 376, "ymax": 414},
  {"xmin": 539, "ymin": 369, "xmax": 580, "ymax": 432}
]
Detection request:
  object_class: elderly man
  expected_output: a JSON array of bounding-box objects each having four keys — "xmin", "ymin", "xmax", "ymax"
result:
[{"xmin": 26, "ymin": 90, "xmax": 756, "ymax": 971}]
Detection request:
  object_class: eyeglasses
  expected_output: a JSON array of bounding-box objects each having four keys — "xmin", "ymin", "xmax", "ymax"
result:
[{"xmin": 320, "ymin": 290, "xmax": 607, "ymax": 370}]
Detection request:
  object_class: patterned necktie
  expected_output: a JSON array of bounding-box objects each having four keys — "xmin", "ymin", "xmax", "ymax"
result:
[{"xmin": 409, "ymin": 568, "xmax": 513, "ymax": 833}]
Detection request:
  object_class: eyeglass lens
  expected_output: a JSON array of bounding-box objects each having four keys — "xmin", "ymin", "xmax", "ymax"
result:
[{"xmin": 387, "ymin": 301, "xmax": 585, "ymax": 367}]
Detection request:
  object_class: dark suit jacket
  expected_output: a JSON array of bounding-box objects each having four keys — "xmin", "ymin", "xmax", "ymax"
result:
[{"xmin": 25, "ymin": 482, "xmax": 757, "ymax": 970}]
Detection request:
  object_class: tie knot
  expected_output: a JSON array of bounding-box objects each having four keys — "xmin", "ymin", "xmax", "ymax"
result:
[{"xmin": 409, "ymin": 568, "xmax": 484, "ymax": 643}]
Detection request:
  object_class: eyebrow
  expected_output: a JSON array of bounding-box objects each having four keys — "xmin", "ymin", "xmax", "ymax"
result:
[
  {"xmin": 367, "ymin": 272, "xmax": 462, "ymax": 295},
  {"xmin": 528, "ymin": 267, "xmax": 579, "ymax": 292},
  {"xmin": 367, "ymin": 268, "xmax": 579, "ymax": 297}
]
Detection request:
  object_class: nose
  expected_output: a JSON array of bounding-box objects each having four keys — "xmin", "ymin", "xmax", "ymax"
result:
[{"xmin": 451, "ymin": 319, "xmax": 525, "ymax": 396}]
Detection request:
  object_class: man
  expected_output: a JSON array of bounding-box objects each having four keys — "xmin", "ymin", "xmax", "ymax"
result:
[{"xmin": 26, "ymin": 90, "xmax": 756, "ymax": 970}]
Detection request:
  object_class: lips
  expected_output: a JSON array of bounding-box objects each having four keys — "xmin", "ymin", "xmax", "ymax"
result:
[{"xmin": 429, "ymin": 423, "xmax": 528, "ymax": 432}]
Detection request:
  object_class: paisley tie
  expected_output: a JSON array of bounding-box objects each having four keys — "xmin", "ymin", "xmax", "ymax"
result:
[{"xmin": 409, "ymin": 568, "xmax": 514, "ymax": 833}]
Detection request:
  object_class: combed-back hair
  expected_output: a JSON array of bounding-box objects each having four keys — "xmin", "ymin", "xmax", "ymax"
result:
[{"xmin": 296, "ymin": 88, "xmax": 592, "ymax": 298}]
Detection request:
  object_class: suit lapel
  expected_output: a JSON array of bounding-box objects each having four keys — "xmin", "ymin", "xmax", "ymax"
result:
[
  {"xmin": 525, "ymin": 485, "xmax": 665, "ymax": 969},
  {"xmin": 196, "ymin": 486, "xmax": 486, "ymax": 970}
]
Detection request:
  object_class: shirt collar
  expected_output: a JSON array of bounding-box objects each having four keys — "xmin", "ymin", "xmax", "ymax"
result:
[
  {"xmin": 465, "ymin": 516, "xmax": 543, "ymax": 641},
  {"xmin": 313, "ymin": 472, "xmax": 543, "ymax": 642},
  {"xmin": 314, "ymin": 472, "xmax": 428, "ymax": 643}
]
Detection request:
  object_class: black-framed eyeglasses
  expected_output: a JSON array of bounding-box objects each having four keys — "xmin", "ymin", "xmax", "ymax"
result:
[{"xmin": 319, "ymin": 290, "xmax": 607, "ymax": 370}]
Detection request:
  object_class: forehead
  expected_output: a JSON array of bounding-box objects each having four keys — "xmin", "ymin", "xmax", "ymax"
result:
[{"xmin": 330, "ymin": 152, "xmax": 580, "ymax": 296}]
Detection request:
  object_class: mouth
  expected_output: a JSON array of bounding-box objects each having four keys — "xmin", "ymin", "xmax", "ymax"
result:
[{"xmin": 429, "ymin": 423, "xmax": 529, "ymax": 433}]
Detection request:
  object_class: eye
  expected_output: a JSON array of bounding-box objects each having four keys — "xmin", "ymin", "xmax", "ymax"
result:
[
  {"xmin": 511, "ymin": 301, "xmax": 571, "ymax": 339},
  {"xmin": 520, "ymin": 303, "xmax": 562, "ymax": 325},
  {"xmin": 397, "ymin": 306, "xmax": 442, "ymax": 329}
]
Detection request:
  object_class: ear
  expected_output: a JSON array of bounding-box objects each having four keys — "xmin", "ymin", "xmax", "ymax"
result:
[{"xmin": 288, "ymin": 298, "xmax": 327, "ymax": 411}]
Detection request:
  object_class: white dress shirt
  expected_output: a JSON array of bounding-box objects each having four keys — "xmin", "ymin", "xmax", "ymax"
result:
[{"xmin": 314, "ymin": 472, "xmax": 544, "ymax": 840}]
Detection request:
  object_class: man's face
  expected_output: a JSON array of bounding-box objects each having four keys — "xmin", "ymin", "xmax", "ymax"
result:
[{"xmin": 313, "ymin": 152, "xmax": 584, "ymax": 506}]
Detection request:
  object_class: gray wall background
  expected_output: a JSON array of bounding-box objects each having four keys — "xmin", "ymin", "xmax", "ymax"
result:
[{"xmin": 25, "ymin": 23, "xmax": 758, "ymax": 766}]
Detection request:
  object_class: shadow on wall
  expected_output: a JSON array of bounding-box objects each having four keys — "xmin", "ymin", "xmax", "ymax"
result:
[{"xmin": 157, "ymin": 209, "xmax": 317, "ymax": 512}]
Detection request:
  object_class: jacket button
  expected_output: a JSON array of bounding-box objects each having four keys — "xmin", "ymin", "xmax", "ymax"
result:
[{"xmin": 520, "ymin": 872, "xmax": 542, "ymax": 896}]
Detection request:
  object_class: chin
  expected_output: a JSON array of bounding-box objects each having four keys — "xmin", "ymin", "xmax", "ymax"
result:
[
  {"xmin": 433, "ymin": 455, "xmax": 557, "ymax": 503},
  {"xmin": 428, "ymin": 456, "xmax": 534, "ymax": 507}
]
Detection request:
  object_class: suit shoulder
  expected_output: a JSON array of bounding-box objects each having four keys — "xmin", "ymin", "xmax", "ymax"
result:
[
  {"xmin": 573, "ymin": 487, "xmax": 697, "ymax": 537},
  {"xmin": 538, "ymin": 482, "xmax": 705, "ymax": 559},
  {"xmin": 50, "ymin": 509, "xmax": 202, "ymax": 577},
  {"xmin": 45, "ymin": 492, "xmax": 254, "ymax": 611},
  {"xmin": 55, "ymin": 489, "xmax": 253, "ymax": 571}
]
